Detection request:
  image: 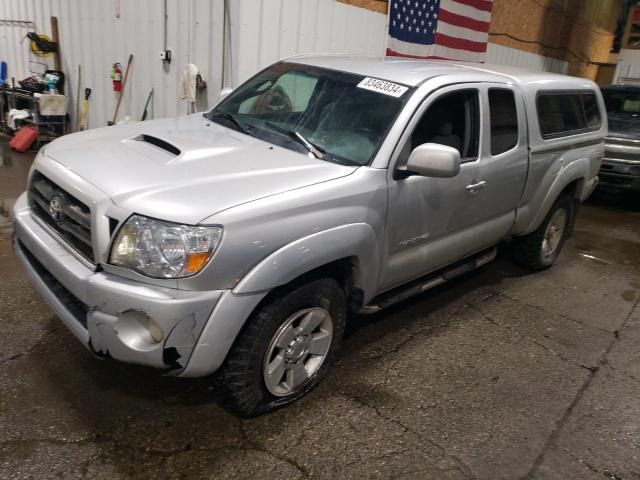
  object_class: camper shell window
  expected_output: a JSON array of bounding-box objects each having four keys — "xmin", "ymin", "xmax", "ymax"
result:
[{"xmin": 536, "ymin": 91, "xmax": 601, "ymax": 139}]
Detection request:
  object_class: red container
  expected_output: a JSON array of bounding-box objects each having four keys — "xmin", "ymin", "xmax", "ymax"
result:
[{"xmin": 9, "ymin": 127, "xmax": 38, "ymax": 153}]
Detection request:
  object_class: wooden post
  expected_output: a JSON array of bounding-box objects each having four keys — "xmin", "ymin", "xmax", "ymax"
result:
[{"xmin": 50, "ymin": 16, "xmax": 61, "ymax": 71}]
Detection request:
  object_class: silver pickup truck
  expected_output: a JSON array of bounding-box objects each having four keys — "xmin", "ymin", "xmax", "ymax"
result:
[{"xmin": 13, "ymin": 56, "xmax": 604, "ymax": 416}]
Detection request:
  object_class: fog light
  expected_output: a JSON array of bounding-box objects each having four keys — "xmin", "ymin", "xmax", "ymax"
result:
[{"xmin": 147, "ymin": 318, "xmax": 164, "ymax": 343}]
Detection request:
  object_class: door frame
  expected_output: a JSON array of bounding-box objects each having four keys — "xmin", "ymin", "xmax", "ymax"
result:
[{"xmin": 379, "ymin": 82, "xmax": 487, "ymax": 292}]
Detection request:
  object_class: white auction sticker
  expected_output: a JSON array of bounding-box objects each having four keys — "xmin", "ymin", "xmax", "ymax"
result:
[{"xmin": 357, "ymin": 77, "xmax": 408, "ymax": 97}]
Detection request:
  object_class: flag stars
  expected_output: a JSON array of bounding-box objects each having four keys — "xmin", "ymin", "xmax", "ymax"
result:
[{"xmin": 391, "ymin": 0, "xmax": 439, "ymax": 39}]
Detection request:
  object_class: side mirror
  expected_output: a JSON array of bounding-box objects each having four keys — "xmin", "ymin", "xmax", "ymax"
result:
[
  {"xmin": 218, "ymin": 87, "xmax": 233, "ymax": 103},
  {"xmin": 398, "ymin": 143, "xmax": 461, "ymax": 179}
]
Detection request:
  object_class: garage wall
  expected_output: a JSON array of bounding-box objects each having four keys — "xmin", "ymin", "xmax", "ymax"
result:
[
  {"xmin": 0, "ymin": 0, "xmax": 225, "ymax": 130},
  {"xmin": 0, "ymin": 0, "xmax": 387, "ymax": 130},
  {"xmin": 229, "ymin": 0, "xmax": 569, "ymax": 84},
  {"xmin": 229, "ymin": 0, "xmax": 388, "ymax": 85},
  {"xmin": 614, "ymin": 49, "xmax": 640, "ymax": 83},
  {"xmin": 489, "ymin": 0, "xmax": 618, "ymax": 80},
  {"xmin": 486, "ymin": 43, "xmax": 568, "ymax": 75},
  {"xmin": 1, "ymin": 0, "xmax": 571, "ymax": 133}
]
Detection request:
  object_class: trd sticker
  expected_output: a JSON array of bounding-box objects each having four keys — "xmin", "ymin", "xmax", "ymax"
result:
[{"xmin": 357, "ymin": 77, "xmax": 408, "ymax": 97}]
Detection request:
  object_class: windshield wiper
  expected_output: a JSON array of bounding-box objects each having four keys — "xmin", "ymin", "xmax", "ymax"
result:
[
  {"xmin": 211, "ymin": 112, "xmax": 251, "ymax": 134},
  {"xmin": 264, "ymin": 121, "xmax": 325, "ymax": 159}
]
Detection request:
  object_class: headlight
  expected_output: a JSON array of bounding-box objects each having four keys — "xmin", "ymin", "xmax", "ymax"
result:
[{"xmin": 110, "ymin": 215, "xmax": 223, "ymax": 278}]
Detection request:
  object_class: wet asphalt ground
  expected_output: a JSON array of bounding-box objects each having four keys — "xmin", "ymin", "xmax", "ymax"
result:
[{"xmin": 1, "ymin": 137, "xmax": 640, "ymax": 479}]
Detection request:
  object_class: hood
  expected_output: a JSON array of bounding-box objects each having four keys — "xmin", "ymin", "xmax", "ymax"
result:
[
  {"xmin": 44, "ymin": 115, "xmax": 357, "ymax": 224},
  {"xmin": 607, "ymin": 113, "xmax": 640, "ymax": 140}
]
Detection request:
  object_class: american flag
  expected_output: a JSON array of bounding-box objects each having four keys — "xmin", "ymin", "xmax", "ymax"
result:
[{"xmin": 387, "ymin": 0, "xmax": 493, "ymax": 62}]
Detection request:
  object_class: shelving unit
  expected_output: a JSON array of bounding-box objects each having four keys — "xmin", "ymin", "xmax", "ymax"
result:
[
  {"xmin": 1, "ymin": 88, "xmax": 67, "ymax": 145},
  {"xmin": 622, "ymin": 5, "xmax": 640, "ymax": 49}
]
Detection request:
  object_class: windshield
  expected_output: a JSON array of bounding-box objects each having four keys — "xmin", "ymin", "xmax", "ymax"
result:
[
  {"xmin": 602, "ymin": 88, "xmax": 640, "ymax": 116},
  {"xmin": 206, "ymin": 62, "xmax": 411, "ymax": 166}
]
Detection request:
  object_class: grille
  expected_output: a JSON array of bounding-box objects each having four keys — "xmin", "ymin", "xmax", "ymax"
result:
[
  {"xmin": 19, "ymin": 241, "xmax": 89, "ymax": 328},
  {"xmin": 605, "ymin": 137, "xmax": 640, "ymax": 147},
  {"xmin": 604, "ymin": 149, "xmax": 640, "ymax": 163},
  {"xmin": 28, "ymin": 171, "xmax": 94, "ymax": 262}
]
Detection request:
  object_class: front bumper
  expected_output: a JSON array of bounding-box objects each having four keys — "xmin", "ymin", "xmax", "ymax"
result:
[
  {"xmin": 599, "ymin": 140, "xmax": 640, "ymax": 191},
  {"xmin": 13, "ymin": 192, "xmax": 223, "ymax": 372},
  {"xmin": 598, "ymin": 160, "xmax": 640, "ymax": 191}
]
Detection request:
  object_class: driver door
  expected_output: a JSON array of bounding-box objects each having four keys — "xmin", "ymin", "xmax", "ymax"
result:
[{"xmin": 380, "ymin": 85, "xmax": 486, "ymax": 291}]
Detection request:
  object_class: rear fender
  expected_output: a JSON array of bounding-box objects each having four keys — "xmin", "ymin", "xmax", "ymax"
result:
[{"xmin": 514, "ymin": 160, "xmax": 586, "ymax": 236}]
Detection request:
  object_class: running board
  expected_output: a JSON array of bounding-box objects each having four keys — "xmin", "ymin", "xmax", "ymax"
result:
[{"xmin": 361, "ymin": 246, "xmax": 497, "ymax": 314}]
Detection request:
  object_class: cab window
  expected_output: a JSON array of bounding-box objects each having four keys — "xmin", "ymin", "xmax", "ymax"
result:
[{"xmin": 410, "ymin": 89, "xmax": 480, "ymax": 163}]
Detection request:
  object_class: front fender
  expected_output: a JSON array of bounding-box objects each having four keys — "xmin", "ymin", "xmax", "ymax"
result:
[{"xmin": 233, "ymin": 223, "xmax": 380, "ymax": 303}]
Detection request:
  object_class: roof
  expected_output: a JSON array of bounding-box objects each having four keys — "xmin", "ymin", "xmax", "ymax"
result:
[{"xmin": 286, "ymin": 54, "xmax": 577, "ymax": 88}]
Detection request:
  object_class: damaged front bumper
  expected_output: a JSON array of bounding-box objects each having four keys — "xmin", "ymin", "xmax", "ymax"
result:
[{"xmin": 12, "ymin": 193, "xmax": 223, "ymax": 373}]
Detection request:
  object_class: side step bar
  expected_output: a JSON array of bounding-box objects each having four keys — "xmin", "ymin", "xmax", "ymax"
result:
[{"xmin": 361, "ymin": 246, "xmax": 497, "ymax": 314}]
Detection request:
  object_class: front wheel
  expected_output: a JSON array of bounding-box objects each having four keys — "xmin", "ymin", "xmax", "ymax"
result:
[
  {"xmin": 512, "ymin": 195, "xmax": 575, "ymax": 270},
  {"xmin": 217, "ymin": 278, "xmax": 346, "ymax": 417}
]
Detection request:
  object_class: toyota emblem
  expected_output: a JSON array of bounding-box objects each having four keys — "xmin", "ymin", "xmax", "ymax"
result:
[{"xmin": 48, "ymin": 196, "xmax": 63, "ymax": 222}]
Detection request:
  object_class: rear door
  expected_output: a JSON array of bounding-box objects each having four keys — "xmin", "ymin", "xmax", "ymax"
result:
[{"xmin": 469, "ymin": 84, "xmax": 529, "ymax": 246}]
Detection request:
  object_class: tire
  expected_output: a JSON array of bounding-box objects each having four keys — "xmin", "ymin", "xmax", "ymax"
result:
[
  {"xmin": 217, "ymin": 278, "xmax": 346, "ymax": 417},
  {"xmin": 512, "ymin": 194, "xmax": 575, "ymax": 270}
]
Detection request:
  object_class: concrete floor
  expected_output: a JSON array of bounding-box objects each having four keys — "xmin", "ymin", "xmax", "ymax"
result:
[{"xmin": 1, "ymin": 139, "xmax": 640, "ymax": 480}]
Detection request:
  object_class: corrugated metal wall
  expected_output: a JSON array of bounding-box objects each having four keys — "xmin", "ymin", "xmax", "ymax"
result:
[
  {"xmin": 486, "ymin": 43, "xmax": 568, "ymax": 74},
  {"xmin": 230, "ymin": 0, "xmax": 387, "ymax": 84},
  {"xmin": 0, "ymin": 0, "xmax": 225, "ymax": 130},
  {"xmin": 228, "ymin": 0, "xmax": 567, "ymax": 84},
  {"xmin": 1, "ymin": 0, "xmax": 569, "ymax": 132}
]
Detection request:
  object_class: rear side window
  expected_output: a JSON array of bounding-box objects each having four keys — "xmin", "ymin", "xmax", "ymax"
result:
[
  {"xmin": 537, "ymin": 91, "xmax": 601, "ymax": 139},
  {"xmin": 489, "ymin": 89, "xmax": 518, "ymax": 155}
]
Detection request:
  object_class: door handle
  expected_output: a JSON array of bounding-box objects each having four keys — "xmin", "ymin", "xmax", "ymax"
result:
[{"xmin": 465, "ymin": 180, "xmax": 486, "ymax": 193}]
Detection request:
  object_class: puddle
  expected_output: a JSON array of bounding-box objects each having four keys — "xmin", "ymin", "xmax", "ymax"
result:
[
  {"xmin": 573, "ymin": 202, "xmax": 640, "ymax": 269},
  {"xmin": 578, "ymin": 252, "xmax": 612, "ymax": 265}
]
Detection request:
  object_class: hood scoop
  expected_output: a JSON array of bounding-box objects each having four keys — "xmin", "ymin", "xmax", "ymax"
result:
[{"xmin": 132, "ymin": 134, "xmax": 181, "ymax": 156}]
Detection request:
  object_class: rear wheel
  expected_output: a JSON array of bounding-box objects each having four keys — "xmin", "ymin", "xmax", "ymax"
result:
[
  {"xmin": 217, "ymin": 278, "xmax": 346, "ymax": 417},
  {"xmin": 513, "ymin": 195, "xmax": 574, "ymax": 270}
]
